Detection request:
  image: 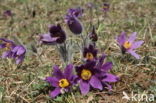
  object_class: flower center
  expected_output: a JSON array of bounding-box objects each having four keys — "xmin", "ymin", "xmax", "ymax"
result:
[
  {"xmin": 86, "ymin": 52, "xmax": 94, "ymax": 60},
  {"xmin": 123, "ymin": 41, "xmax": 132, "ymax": 49},
  {"xmin": 81, "ymin": 69, "xmax": 92, "ymax": 80},
  {"xmin": 58, "ymin": 79, "xmax": 70, "ymax": 88},
  {"xmin": 5, "ymin": 42, "xmax": 12, "ymax": 50},
  {"xmin": 103, "ymin": 5, "xmax": 109, "ymax": 10}
]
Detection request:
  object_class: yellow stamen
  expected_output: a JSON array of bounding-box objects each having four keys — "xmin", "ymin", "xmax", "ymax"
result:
[
  {"xmin": 81, "ymin": 69, "xmax": 92, "ymax": 80},
  {"xmin": 86, "ymin": 53, "xmax": 94, "ymax": 60},
  {"xmin": 5, "ymin": 42, "xmax": 12, "ymax": 50},
  {"xmin": 59, "ymin": 79, "xmax": 70, "ymax": 88},
  {"xmin": 104, "ymin": 5, "xmax": 108, "ymax": 9},
  {"xmin": 123, "ymin": 41, "xmax": 132, "ymax": 49}
]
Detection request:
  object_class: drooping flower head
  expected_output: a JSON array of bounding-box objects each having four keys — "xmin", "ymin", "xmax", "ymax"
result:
[
  {"xmin": 117, "ymin": 32, "xmax": 144, "ymax": 59},
  {"xmin": 89, "ymin": 26, "xmax": 98, "ymax": 42},
  {"xmin": 45, "ymin": 64, "xmax": 77, "ymax": 98},
  {"xmin": 103, "ymin": 3, "xmax": 110, "ymax": 12},
  {"xmin": 83, "ymin": 44, "xmax": 97, "ymax": 61},
  {"xmin": 65, "ymin": 14, "xmax": 83, "ymax": 34},
  {"xmin": 49, "ymin": 24, "xmax": 66, "ymax": 43},
  {"xmin": 75, "ymin": 61, "xmax": 103, "ymax": 95},
  {"xmin": 0, "ymin": 38, "xmax": 16, "ymax": 58},
  {"xmin": 67, "ymin": 7, "xmax": 83, "ymax": 18},
  {"xmin": 40, "ymin": 24, "xmax": 66, "ymax": 44},
  {"xmin": 12, "ymin": 45, "xmax": 26, "ymax": 64}
]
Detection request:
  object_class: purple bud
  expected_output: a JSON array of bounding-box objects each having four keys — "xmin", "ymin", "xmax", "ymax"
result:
[
  {"xmin": 65, "ymin": 15, "xmax": 83, "ymax": 34},
  {"xmin": 89, "ymin": 26, "xmax": 98, "ymax": 42}
]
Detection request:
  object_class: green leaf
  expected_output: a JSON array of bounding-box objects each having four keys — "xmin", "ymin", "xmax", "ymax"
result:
[{"xmin": 54, "ymin": 96, "xmax": 63, "ymax": 102}]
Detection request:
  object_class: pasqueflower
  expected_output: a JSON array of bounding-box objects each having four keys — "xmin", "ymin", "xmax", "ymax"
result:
[
  {"xmin": 45, "ymin": 64, "xmax": 77, "ymax": 98},
  {"xmin": 75, "ymin": 61, "xmax": 103, "ymax": 95},
  {"xmin": 40, "ymin": 24, "xmax": 66, "ymax": 44},
  {"xmin": 0, "ymin": 38, "xmax": 16, "ymax": 58},
  {"xmin": 117, "ymin": 32, "xmax": 144, "ymax": 59}
]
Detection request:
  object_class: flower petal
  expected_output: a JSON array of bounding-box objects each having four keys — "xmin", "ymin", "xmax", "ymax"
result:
[
  {"xmin": 1, "ymin": 51, "xmax": 12, "ymax": 58},
  {"xmin": 89, "ymin": 76, "xmax": 103, "ymax": 90},
  {"xmin": 67, "ymin": 7, "xmax": 83, "ymax": 18},
  {"xmin": 101, "ymin": 62, "xmax": 112, "ymax": 72},
  {"xmin": 0, "ymin": 44, "xmax": 6, "ymax": 49},
  {"xmin": 12, "ymin": 46, "xmax": 19, "ymax": 52},
  {"xmin": 128, "ymin": 50, "xmax": 140, "ymax": 59},
  {"xmin": 79, "ymin": 80, "xmax": 90, "ymax": 95},
  {"xmin": 16, "ymin": 46, "xmax": 26, "ymax": 55},
  {"xmin": 131, "ymin": 41, "xmax": 144, "ymax": 49},
  {"xmin": 12, "ymin": 45, "xmax": 26, "ymax": 56},
  {"xmin": 117, "ymin": 32, "xmax": 126, "ymax": 46},
  {"xmin": 45, "ymin": 77, "xmax": 59, "ymax": 87},
  {"xmin": 64, "ymin": 64, "xmax": 73, "ymax": 79},
  {"xmin": 127, "ymin": 32, "xmax": 137, "ymax": 43},
  {"xmin": 96, "ymin": 54, "xmax": 106, "ymax": 69},
  {"xmin": 40, "ymin": 34, "xmax": 58, "ymax": 44},
  {"xmin": 0, "ymin": 38, "xmax": 14, "ymax": 44},
  {"xmin": 50, "ymin": 88, "xmax": 61, "ymax": 98},
  {"xmin": 102, "ymin": 73, "xmax": 119, "ymax": 82},
  {"xmin": 53, "ymin": 65, "xmax": 64, "ymax": 79},
  {"xmin": 70, "ymin": 75, "xmax": 78, "ymax": 85},
  {"xmin": 15, "ymin": 55, "xmax": 24, "ymax": 64},
  {"xmin": 85, "ymin": 61, "xmax": 96, "ymax": 69}
]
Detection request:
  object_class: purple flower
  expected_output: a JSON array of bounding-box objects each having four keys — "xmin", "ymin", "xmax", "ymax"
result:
[
  {"xmin": 40, "ymin": 24, "xmax": 66, "ymax": 44},
  {"xmin": 83, "ymin": 44, "xmax": 97, "ymax": 61},
  {"xmin": 12, "ymin": 45, "xmax": 26, "ymax": 64},
  {"xmin": 65, "ymin": 14, "xmax": 83, "ymax": 34},
  {"xmin": 3, "ymin": 10, "xmax": 12, "ymax": 17},
  {"xmin": 89, "ymin": 26, "xmax": 98, "ymax": 42},
  {"xmin": 103, "ymin": 3, "xmax": 110, "ymax": 12},
  {"xmin": 117, "ymin": 32, "xmax": 144, "ymax": 59},
  {"xmin": 67, "ymin": 7, "xmax": 83, "ymax": 18},
  {"xmin": 75, "ymin": 61, "xmax": 103, "ymax": 95},
  {"xmin": 45, "ymin": 64, "xmax": 77, "ymax": 98},
  {"xmin": 0, "ymin": 38, "xmax": 26, "ymax": 64},
  {"xmin": 0, "ymin": 38, "xmax": 16, "ymax": 58}
]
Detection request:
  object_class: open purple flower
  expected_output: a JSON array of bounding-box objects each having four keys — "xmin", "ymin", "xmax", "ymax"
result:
[
  {"xmin": 65, "ymin": 14, "xmax": 83, "ymax": 34},
  {"xmin": 0, "ymin": 38, "xmax": 16, "ymax": 58},
  {"xmin": 40, "ymin": 24, "xmax": 66, "ymax": 44},
  {"xmin": 0, "ymin": 38, "xmax": 26, "ymax": 64},
  {"xmin": 75, "ymin": 61, "xmax": 103, "ymax": 95},
  {"xmin": 45, "ymin": 64, "xmax": 77, "ymax": 98},
  {"xmin": 83, "ymin": 44, "xmax": 97, "ymax": 61},
  {"xmin": 103, "ymin": 3, "xmax": 110, "ymax": 12},
  {"xmin": 67, "ymin": 7, "xmax": 83, "ymax": 18},
  {"xmin": 117, "ymin": 32, "xmax": 144, "ymax": 59},
  {"xmin": 12, "ymin": 45, "xmax": 26, "ymax": 64},
  {"xmin": 89, "ymin": 26, "xmax": 98, "ymax": 42}
]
